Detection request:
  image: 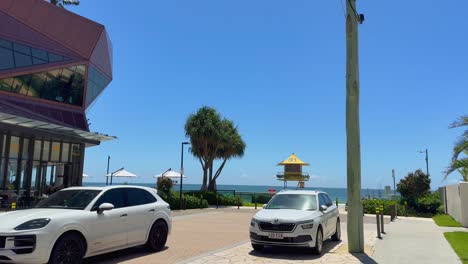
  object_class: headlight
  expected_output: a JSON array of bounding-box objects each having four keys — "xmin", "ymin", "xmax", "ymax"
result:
[
  {"xmin": 14, "ymin": 218, "xmax": 51, "ymax": 231},
  {"xmin": 301, "ymin": 223, "xmax": 314, "ymax": 229},
  {"xmin": 250, "ymin": 218, "xmax": 258, "ymax": 227}
]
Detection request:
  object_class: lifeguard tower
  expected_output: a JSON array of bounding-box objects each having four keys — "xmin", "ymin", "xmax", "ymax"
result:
[{"xmin": 276, "ymin": 153, "xmax": 310, "ymax": 189}]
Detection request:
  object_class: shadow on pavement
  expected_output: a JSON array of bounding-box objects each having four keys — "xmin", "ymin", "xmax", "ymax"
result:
[
  {"xmin": 248, "ymin": 240, "xmax": 340, "ymax": 260},
  {"xmin": 84, "ymin": 246, "xmax": 169, "ymax": 263},
  {"xmin": 351, "ymin": 253, "xmax": 378, "ymax": 264}
]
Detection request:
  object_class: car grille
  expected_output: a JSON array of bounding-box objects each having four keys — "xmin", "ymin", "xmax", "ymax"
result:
[
  {"xmin": 12, "ymin": 235, "xmax": 36, "ymax": 254},
  {"xmin": 0, "ymin": 237, "xmax": 5, "ymax": 249},
  {"xmin": 250, "ymin": 232, "xmax": 312, "ymax": 243},
  {"xmin": 259, "ymin": 222, "xmax": 296, "ymax": 232}
]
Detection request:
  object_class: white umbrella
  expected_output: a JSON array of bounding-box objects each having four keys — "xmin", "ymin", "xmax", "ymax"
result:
[
  {"xmin": 154, "ymin": 170, "xmax": 187, "ymax": 179},
  {"xmin": 83, "ymin": 173, "xmax": 90, "ymax": 178},
  {"xmin": 106, "ymin": 169, "xmax": 138, "ymax": 178}
]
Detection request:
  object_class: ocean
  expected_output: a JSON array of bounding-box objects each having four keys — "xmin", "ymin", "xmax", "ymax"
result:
[{"xmin": 82, "ymin": 182, "xmax": 387, "ymax": 203}]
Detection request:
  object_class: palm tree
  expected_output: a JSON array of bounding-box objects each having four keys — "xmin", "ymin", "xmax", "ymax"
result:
[
  {"xmin": 49, "ymin": 0, "xmax": 80, "ymax": 7},
  {"xmin": 445, "ymin": 115, "xmax": 468, "ymax": 180},
  {"xmin": 458, "ymin": 167, "xmax": 468, "ymax": 182},
  {"xmin": 184, "ymin": 107, "xmax": 223, "ymax": 190},
  {"xmin": 207, "ymin": 120, "xmax": 246, "ymax": 191}
]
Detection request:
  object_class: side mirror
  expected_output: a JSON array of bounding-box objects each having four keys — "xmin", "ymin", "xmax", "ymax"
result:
[
  {"xmin": 320, "ymin": 205, "xmax": 328, "ymax": 212},
  {"xmin": 262, "ymin": 204, "xmax": 267, "ymax": 209},
  {"xmin": 97, "ymin": 203, "xmax": 114, "ymax": 214}
]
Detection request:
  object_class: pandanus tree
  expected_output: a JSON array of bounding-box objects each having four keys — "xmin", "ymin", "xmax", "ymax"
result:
[
  {"xmin": 207, "ymin": 120, "xmax": 246, "ymax": 191},
  {"xmin": 185, "ymin": 107, "xmax": 245, "ymax": 191},
  {"xmin": 445, "ymin": 115, "xmax": 468, "ymax": 181}
]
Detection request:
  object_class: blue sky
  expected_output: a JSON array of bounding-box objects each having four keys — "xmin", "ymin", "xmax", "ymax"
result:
[{"xmin": 73, "ymin": 0, "xmax": 467, "ymax": 190}]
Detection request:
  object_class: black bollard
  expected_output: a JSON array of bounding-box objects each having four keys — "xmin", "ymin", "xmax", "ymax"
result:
[
  {"xmin": 254, "ymin": 194, "xmax": 257, "ymax": 210},
  {"xmin": 336, "ymin": 198, "xmax": 339, "ymax": 207},
  {"xmin": 216, "ymin": 193, "xmax": 219, "ymax": 209},
  {"xmin": 376, "ymin": 206, "xmax": 382, "ymax": 239},
  {"xmin": 237, "ymin": 195, "xmax": 240, "ymax": 209},
  {"xmin": 380, "ymin": 204, "xmax": 385, "ymax": 234}
]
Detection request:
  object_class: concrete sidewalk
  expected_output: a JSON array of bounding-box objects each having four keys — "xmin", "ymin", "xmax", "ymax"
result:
[{"xmin": 372, "ymin": 217, "xmax": 461, "ymax": 264}]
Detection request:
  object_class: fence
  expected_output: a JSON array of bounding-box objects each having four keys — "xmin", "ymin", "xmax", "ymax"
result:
[{"xmin": 440, "ymin": 182, "xmax": 468, "ymax": 227}]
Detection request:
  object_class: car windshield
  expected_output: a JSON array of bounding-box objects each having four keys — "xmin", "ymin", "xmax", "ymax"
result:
[
  {"xmin": 35, "ymin": 189, "xmax": 102, "ymax": 210},
  {"xmin": 266, "ymin": 194, "xmax": 317, "ymax": 211}
]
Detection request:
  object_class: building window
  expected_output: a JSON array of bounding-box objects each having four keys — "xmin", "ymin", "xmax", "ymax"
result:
[
  {"xmin": 0, "ymin": 38, "xmax": 70, "ymax": 70},
  {"xmin": 86, "ymin": 66, "xmax": 111, "ymax": 106},
  {"xmin": 0, "ymin": 65, "xmax": 85, "ymax": 106}
]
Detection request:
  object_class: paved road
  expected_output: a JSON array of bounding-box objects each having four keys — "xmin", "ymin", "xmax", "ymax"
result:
[
  {"xmin": 372, "ymin": 217, "xmax": 462, "ymax": 264},
  {"xmin": 86, "ymin": 210, "xmax": 256, "ymax": 264},
  {"xmin": 85, "ymin": 209, "xmax": 382, "ymax": 264}
]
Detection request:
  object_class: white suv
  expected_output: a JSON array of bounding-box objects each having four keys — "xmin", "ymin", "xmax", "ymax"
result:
[
  {"xmin": 0, "ymin": 186, "xmax": 171, "ymax": 264},
  {"xmin": 249, "ymin": 190, "xmax": 340, "ymax": 254}
]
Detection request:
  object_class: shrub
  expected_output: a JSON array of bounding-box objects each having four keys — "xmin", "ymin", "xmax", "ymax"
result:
[
  {"xmin": 415, "ymin": 192, "xmax": 441, "ymax": 215},
  {"xmin": 157, "ymin": 177, "xmax": 173, "ymax": 195},
  {"xmin": 362, "ymin": 199, "xmax": 405, "ymax": 215},
  {"xmin": 397, "ymin": 169, "xmax": 430, "ymax": 207},
  {"xmin": 254, "ymin": 193, "xmax": 273, "ymax": 204},
  {"xmin": 185, "ymin": 191, "xmax": 241, "ymax": 206},
  {"xmin": 159, "ymin": 190, "xmax": 208, "ymax": 210}
]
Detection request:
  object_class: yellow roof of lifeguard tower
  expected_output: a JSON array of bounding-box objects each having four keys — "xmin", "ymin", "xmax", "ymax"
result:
[{"xmin": 277, "ymin": 153, "xmax": 310, "ymax": 166}]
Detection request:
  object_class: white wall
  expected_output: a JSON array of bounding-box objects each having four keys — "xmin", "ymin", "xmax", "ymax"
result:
[{"xmin": 445, "ymin": 182, "xmax": 468, "ymax": 227}]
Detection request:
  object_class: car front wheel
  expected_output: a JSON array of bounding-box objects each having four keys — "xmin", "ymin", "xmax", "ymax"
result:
[
  {"xmin": 145, "ymin": 220, "xmax": 168, "ymax": 252},
  {"xmin": 49, "ymin": 233, "xmax": 85, "ymax": 264},
  {"xmin": 312, "ymin": 227, "xmax": 323, "ymax": 255},
  {"xmin": 331, "ymin": 218, "xmax": 341, "ymax": 241}
]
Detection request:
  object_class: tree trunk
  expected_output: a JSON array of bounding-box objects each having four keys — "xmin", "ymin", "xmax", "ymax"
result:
[
  {"xmin": 208, "ymin": 160, "xmax": 213, "ymax": 183},
  {"xmin": 207, "ymin": 159, "xmax": 227, "ymax": 192},
  {"xmin": 199, "ymin": 158, "xmax": 208, "ymax": 191}
]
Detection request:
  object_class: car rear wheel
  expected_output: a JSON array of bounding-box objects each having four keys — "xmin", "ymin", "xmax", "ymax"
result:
[
  {"xmin": 331, "ymin": 218, "xmax": 341, "ymax": 241},
  {"xmin": 252, "ymin": 243, "xmax": 264, "ymax": 252},
  {"xmin": 312, "ymin": 227, "xmax": 323, "ymax": 255},
  {"xmin": 145, "ymin": 220, "xmax": 168, "ymax": 252},
  {"xmin": 49, "ymin": 233, "xmax": 85, "ymax": 264}
]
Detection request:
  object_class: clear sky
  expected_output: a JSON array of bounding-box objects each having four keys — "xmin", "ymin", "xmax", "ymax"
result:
[{"xmin": 72, "ymin": 0, "xmax": 467, "ymax": 189}]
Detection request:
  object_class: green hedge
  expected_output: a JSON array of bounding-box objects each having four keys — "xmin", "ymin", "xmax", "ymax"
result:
[
  {"xmin": 362, "ymin": 199, "xmax": 406, "ymax": 215},
  {"xmin": 159, "ymin": 190, "xmax": 209, "ymax": 210},
  {"xmin": 184, "ymin": 191, "xmax": 241, "ymax": 206}
]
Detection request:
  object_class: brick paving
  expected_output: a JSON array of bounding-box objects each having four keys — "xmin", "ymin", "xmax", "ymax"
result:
[
  {"xmin": 86, "ymin": 208, "xmax": 380, "ymax": 264},
  {"xmin": 183, "ymin": 217, "xmax": 377, "ymax": 264},
  {"xmin": 86, "ymin": 209, "xmax": 256, "ymax": 264}
]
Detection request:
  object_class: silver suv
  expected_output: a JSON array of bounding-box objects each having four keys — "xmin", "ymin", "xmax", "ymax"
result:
[{"xmin": 249, "ymin": 190, "xmax": 340, "ymax": 254}]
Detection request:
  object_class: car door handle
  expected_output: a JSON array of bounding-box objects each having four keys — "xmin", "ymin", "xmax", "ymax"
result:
[
  {"xmin": 148, "ymin": 209, "xmax": 155, "ymax": 212},
  {"xmin": 120, "ymin": 214, "xmax": 128, "ymax": 217}
]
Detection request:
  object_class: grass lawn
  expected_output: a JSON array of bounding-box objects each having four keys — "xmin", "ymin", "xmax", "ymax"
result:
[
  {"xmin": 433, "ymin": 214, "xmax": 463, "ymax": 227},
  {"xmin": 444, "ymin": 232, "xmax": 468, "ymax": 264}
]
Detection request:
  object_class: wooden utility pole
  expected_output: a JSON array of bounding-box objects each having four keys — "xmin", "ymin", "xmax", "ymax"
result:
[{"xmin": 346, "ymin": 0, "xmax": 364, "ymax": 253}]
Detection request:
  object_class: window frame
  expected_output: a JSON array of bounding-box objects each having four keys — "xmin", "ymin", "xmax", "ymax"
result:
[
  {"xmin": 125, "ymin": 187, "xmax": 156, "ymax": 207},
  {"xmin": 91, "ymin": 188, "xmax": 128, "ymax": 211}
]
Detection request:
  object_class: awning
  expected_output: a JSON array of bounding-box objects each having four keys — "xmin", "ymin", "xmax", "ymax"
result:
[{"xmin": 0, "ymin": 112, "xmax": 116, "ymax": 146}]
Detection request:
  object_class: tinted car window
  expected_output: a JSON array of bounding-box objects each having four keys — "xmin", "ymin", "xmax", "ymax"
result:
[
  {"xmin": 36, "ymin": 189, "xmax": 101, "ymax": 210},
  {"xmin": 325, "ymin": 194, "xmax": 333, "ymax": 206},
  {"xmin": 126, "ymin": 188, "xmax": 154, "ymax": 206},
  {"xmin": 318, "ymin": 194, "xmax": 327, "ymax": 207},
  {"xmin": 92, "ymin": 188, "xmax": 127, "ymax": 210},
  {"xmin": 266, "ymin": 194, "xmax": 317, "ymax": 211},
  {"xmin": 143, "ymin": 190, "xmax": 157, "ymax": 203}
]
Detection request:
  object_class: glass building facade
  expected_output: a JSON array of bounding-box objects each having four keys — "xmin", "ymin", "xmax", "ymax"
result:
[
  {"xmin": 0, "ymin": 133, "xmax": 84, "ymax": 201},
  {"xmin": 0, "ymin": 0, "xmax": 114, "ymax": 205},
  {"xmin": 0, "ymin": 38, "xmax": 70, "ymax": 70},
  {"xmin": 0, "ymin": 65, "xmax": 85, "ymax": 106}
]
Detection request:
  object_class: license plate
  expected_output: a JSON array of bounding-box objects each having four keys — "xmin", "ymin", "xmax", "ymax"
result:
[{"xmin": 268, "ymin": 233, "xmax": 284, "ymax": 239}]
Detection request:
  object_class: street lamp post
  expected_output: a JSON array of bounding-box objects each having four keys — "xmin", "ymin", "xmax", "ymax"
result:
[
  {"xmin": 392, "ymin": 169, "xmax": 397, "ymax": 218},
  {"xmin": 180, "ymin": 142, "xmax": 190, "ymax": 210},
  {"xmin": 106, "ymin": 155, "xmax": 110, "ymax": 186},
  {"xmin": 418, "ymin": 149, "xmax": 429, "ymax": 176}
]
